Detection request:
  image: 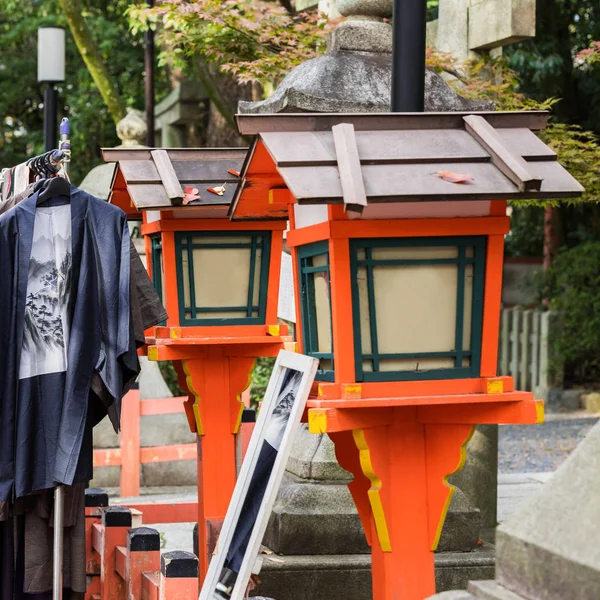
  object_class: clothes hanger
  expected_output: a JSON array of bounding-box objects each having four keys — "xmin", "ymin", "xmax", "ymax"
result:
[{"xmin": 36, "ymin": 175, "xmax": 71, "ymax": 205}]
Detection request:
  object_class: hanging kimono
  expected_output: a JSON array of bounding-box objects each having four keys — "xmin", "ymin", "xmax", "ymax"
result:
[{"xmin": 0, "ymin": 185, "xmax": 139, "ymax": 503}]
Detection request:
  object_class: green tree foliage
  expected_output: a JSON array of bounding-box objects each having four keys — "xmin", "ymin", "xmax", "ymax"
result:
[
  {"xmin": 249, "ymin": 357, "xmax": 276, "ymax": 407},
  {"xmin": 0, "ymin": 0, "xmax": 166, "ymax": 183},
  {"xmin": 505, "ymin": 0, "xmax": 600, "ymax": 133},
  {"xmin": 427, "ymin": 49, "xmax": 600, "ymax": 256},
  {"xmin": 539, "ymin": 242, "xmax": 600, "ymax": 385},
  {"xmin": 128, "ymin": 0, "xmax": 333, "ymax": 91},
  {"xmin": 426, "ymin": 0, "xmax": 439, "ymax": 21}
]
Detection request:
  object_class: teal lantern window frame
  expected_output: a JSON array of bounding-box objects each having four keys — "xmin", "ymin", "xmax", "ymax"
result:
[
  {"xmin": 150, "ymin": 235, "xmax": 163, "ymax": 302},
  {"xmin": 175, "ymin": 230, "xmax": 271, "ymax": 326},
  {"xmin": 298, "ymin": 241, "xmax": 335, "ymax": 382},
  {"xmin": 150, "ymin": 235, "xmax": 167, "ymax": 327},
  {"xmin": 350, "ymin": 236, "xmax": 486, "ymax": 382}
]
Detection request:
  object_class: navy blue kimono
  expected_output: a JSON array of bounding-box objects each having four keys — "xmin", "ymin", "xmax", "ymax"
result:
[{"xmin": 0, "ymin": 186, "xmax": 138, "ymax": 502}]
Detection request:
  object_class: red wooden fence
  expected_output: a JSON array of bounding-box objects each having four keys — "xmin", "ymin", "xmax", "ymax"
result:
[{"xmin": 93, "ymin": 389, "xmax": 253, "ymax": 499}]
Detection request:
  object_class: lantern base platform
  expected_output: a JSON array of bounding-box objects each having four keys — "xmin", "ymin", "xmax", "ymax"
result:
[
  {"xmin": 253, "ymin": 544, "xmax": 496, "ymax": 600},
  {"xmin": 145, "ymin": 325, "xmax": 295, "ymax": 361},
  {"xmin": 303, "ymin": 393, "xmax": 541, "ymax": 600}
]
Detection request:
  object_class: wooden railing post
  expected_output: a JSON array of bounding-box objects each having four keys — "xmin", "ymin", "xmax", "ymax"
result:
[
  {"xmin": 121, "ymin": 387, "xmax": 142, "ymax": 497},
  {"xmin": 101, "ymin": 506, "xmax": 133, "ymax": 600},
  {"xmin": 159, "ymin": 551, "xmax": 199, "ymax": 600},
  {"xmin": 125, "ymin": 527, "xmax": 161, "ymax": 600},
  {"xmin": 85, "ymin": 488, "xmax": 109, "ymax": 600}
]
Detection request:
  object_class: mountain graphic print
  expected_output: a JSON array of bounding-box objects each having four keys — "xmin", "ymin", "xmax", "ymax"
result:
[{"xmin": 19, "ymin": 204, "xmax": 72, "ymax": 379}]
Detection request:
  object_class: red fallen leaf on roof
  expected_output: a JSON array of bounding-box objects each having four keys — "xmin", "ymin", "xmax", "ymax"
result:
[
  {"xmin": 227, "ymin": 169, "xmax": 240, "ymax": 177},
  {"xmin": 435, "ymin": 171, "xmax": 475, "ymax": 184},
  {"xmin": 207, "ymin": 185, "xmax": 226, "ymax": 196}
]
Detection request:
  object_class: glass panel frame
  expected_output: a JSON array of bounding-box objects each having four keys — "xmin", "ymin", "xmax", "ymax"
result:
[
  {"xmin": 175, "ymin": 230, "xmax": 271, "ymax": 326},
  {"xmin": 350, "ymin": 236, "xmax": 486, "ymax": 382},
  {"xmin": 150, "ymin": 235, "xmax": 167, "ymax": 327},
  {"xmin": 298, "ymin": 241, "xmax": 335, "ymax": 382}
]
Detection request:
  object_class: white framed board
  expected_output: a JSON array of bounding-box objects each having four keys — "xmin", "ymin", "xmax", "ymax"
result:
[{"xmin": 199, "ymin": 350, "xmax": 319, "ymax": 600}]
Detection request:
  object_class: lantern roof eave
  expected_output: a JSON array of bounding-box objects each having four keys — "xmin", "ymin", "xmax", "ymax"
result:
[
  {"xmin": 101, "ymin": 147, "xmax": 248, "ymax": 212},
  {"xmin": 228, "ymin": 111, "xmax": 584, "ymax": 221}
]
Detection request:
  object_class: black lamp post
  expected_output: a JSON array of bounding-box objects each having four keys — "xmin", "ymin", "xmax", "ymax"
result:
[
  {"xmin": 145, "ymin": 0, "xmax": 156, "ymax": 147},
  {"xmin": 390, "ymin": 0, "xmax": 427, "ymax": 112},
  {"xmin": 38, "ymin": 26, "xmax": 65, "ymax": 152}
]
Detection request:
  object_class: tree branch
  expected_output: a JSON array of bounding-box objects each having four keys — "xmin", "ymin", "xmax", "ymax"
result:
[{"xmin": 58, "ymin": 0, "xmax": 126, "ymax": 124}]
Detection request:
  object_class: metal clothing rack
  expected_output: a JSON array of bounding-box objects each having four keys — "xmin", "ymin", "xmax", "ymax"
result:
[
  {"xmin": 1, "ymin": 118, "xmax": 72, "ymax": 600},
  {"xmin": 53, "ymin": 117, "xmax": 71, "ymax": 600}
]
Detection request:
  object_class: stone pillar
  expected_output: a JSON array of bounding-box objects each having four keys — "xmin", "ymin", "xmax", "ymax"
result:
[
  {"xmin": 154, "ymin": 80, "xmax": 207, "ymax": 148},
  {"xmin": 427, "ymin": 0, "xmax": 536, "ymax": 62},
  {"xmin": 242, "ymin": 2, "xmax": 496, "ymax": 598},
  {"xmin": 428, "ymin": 421, "xmax": 600, "ymax": 600},
  {"xmin": 450, "ymin": 425, "xmax": 499, "ymax": 531}
]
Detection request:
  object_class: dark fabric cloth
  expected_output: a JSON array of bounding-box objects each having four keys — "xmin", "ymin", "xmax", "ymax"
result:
[
  {"xmin": 0, "ymin": 183, "xmax": 167, "ymax": 352},
  {"xmin": 0, "ymin": 186, "xmax": 139, "ymax": 501},
  {"xmin": 22, "ymin": 485, "xmax": 86, "ymax": 594},
  {"xmin": 0, "ymin": 519, "xmax": 15, "ymax": 600},
  {"xmin": 0, "ymin": 184, "xmax": 36, "ymax": 216},
  {"xmin": 0, "ymin": 486, "xmax": 86, "ymax": 595},
  {"xmin": 225, "ymin": 441, "xmax": 278, "ymax": 574}
]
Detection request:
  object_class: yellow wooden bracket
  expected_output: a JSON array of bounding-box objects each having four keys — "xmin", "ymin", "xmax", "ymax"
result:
[
  {"xmin": 181, "ymin": 360, "xmax": 204, "ymax": 435},
  {"xmin": 233, "ymin": 360, "xmax": 256, "ymax": 434},
  {"xmin": 147, "ymin": 346, "xmax": 159, "ymax": 362},
  {"xmin": 486, "ymin": 379, "xmax": 504, "ymax": 394},
  {"xmin": 430, "ymin": 426, "xmax": 475, "ymax": 551},
  {"xmin": 535, "ymin": 400, "xmax": 545, "ymax": 424},
  {"xmin": 267, "ymin": 325, "xmax": 281, "ymax": 337},
  {"xmin": 308, "ymin": 409, "xmax": 328, "ymax": 434},
  {"xmin": 342, "ymin": 384, "xmax": 362, "ymax": 399},
  {"xmin": 352, "ymin": 429, "xmax": 392, "ymax": 552}
]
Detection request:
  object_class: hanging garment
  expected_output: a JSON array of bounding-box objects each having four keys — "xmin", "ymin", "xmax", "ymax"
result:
[
  {"xmin": 0, "ymin": 183, "xmax": 168, "ymax": 353},
  {"xmin": 0, "ymin": 186, "xmax": 139, "ymax": 502},
  {"xmin": 0, "ymin": 164, "xmax": 31, "ymax": 203}
]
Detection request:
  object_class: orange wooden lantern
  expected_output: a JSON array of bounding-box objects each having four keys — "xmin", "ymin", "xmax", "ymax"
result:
[
  {"xmin": 229, "ymin": 112, "xmax": 583, "ymax": 600},
  {"xmin": 103, "ymin": 148, "xmax": 294, "ymax": 578}
]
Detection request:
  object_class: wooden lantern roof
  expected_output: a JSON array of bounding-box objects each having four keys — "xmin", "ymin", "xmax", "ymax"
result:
[
  {"xmin": 102, "ymin": 147, "xmax": 247, "ymax": 215},
  {"xmin": 229, "ymin": 111, "xmax": 584, "ymax": 220}
]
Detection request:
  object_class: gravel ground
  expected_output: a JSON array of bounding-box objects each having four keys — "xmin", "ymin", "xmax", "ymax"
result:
[{"xmin": 498, "ymin": 416, "xmax": 598, "ymax": 473}]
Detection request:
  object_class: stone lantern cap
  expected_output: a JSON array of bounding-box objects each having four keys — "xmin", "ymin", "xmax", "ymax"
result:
[
  {"xmin": 102, "ymin": 147, "xmax": 247, "ymax": 212},
  {"xmin": 230, "ymin": 111, "xmax": 584, "ymax": 219}
]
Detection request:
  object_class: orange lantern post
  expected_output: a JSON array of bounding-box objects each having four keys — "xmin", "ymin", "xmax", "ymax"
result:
[
  {"xmin": 103, "ymin": 148, "xmax": 294, "ymax": 578},
  {"xmin": 229, "ymin": 112, "xmax": 583, "ymax": 600}
]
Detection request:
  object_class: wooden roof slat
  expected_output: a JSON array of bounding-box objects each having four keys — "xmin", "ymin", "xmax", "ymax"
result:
[
  {"xmin": 102, "ymin": 148, "xmax": 247, "ymax": 162},
  {"xmin": 151, "ymin": 150, "xmax": 185, "ymax": 203},
  {"xmin": 236, "ymin": 111, "xmax": 550, "ymax": 135},
  {"xmin": 463, "ymin": 115, "xmax": 542, "ymax": 192},
  {"xmin": 172, "ymin": 160, "xmax": 242, "ymax": 184},
  {"xmin": 332, "ymin": 123, "xmax": 368, "ymax": 213},
  {"xmin": 259, "ymin": 128, "xmax": 555, "ymax": 168},
  {"xmin": 497, "ymin": 129, "xmax": 556, "ymax": 161},
  {"xmin": 128, "ymin": 184, "xmax": 171, "ymax": 209},
  {"xmin": 119, "ymin": 160, "xmax": 159, "ymax": 184}
]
